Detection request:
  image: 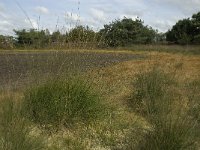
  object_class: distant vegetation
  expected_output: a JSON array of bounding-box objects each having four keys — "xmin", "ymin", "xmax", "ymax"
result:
[
  {"xmin": 166, "ymin": 12, "xmax": 200, "ymax": 45},
  {"xmin": 11, "ymin": 18, "xmax": 158, "ymax": 49},
  {"xmin": 0, "ymin": 11, "xmax": 199, "ymax": 50},
  {"xmin": 99, "ymin": 18, "xmax": 156, "ymax": 47},
  {"xmin": 0, "ymin": 12, "xmax": 199, "ymax": 53}
]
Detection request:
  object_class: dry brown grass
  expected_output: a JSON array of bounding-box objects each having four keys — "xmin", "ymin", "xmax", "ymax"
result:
[
  {"xmin": 87, "ymin": 51, "xmax": 200, "ymax": 108},
  {"xmin": 1, "ymin": 50, "xmax": 200, "ymax": 149}
]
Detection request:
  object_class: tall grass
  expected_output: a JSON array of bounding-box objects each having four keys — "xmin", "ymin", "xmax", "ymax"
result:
[
  {"xmin": 128, "ymin": 67, "xmax": 174, "ymax": 116},
  {"xmin": 187, "ymin": 80, "xmax": 200, "ymax": 124},
  {"xmin": 0, "ymin": 97, "xmax": 44, "ymax": 150},
  {"xmin": 125, "ymin": 67, "xmax": 199, "ymax": 150},
  {"xmin": 23, "ymin": 77, "xmax": 107, "ymax": 128}
]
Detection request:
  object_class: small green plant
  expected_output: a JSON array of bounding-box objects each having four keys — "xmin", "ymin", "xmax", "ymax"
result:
[
  {"xmin": 23, "ymin": 77, "xmax": 106, "ymax": 127},
  {"xmin": 0, "ymin": 97, "xmax": 44, "ymax": 150}
]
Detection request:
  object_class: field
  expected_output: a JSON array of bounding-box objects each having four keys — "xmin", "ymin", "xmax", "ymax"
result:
[
  {"xmin": 0, "ymin": 48, "xmax": 200, "ymax": 150},
  {"xmin": 0, "ymin": 50, "xmax": 144, "ymax": 89}
]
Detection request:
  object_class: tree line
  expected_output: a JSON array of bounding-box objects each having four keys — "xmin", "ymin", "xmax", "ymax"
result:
[
  {"xmin": 0, "ymin": 11, "xmax": 200, "ymax": 49},
  {"xmin": 166, "ymin": 12, "xmax": 200, "ymax": 45},
  {"xmin": 12, "ymin": 18, "xmax": 159, "ymax": 49},
  {"xmin": 0, "ymin": 18, "xmax": 160, "ymax": 49}
]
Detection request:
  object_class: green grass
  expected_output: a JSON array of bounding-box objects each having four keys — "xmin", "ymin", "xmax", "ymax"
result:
[
  {"xmin": 125, "ymin": 67, "xmax": 200, "ymax": 150},
  {"xmin": 132, "ymin": 114, "xmax": 198, "ymax": 150},
  {"xmin": 23, "ymin": 77, "xmax": 107, "ymax": 128},
  {"xmin": 187, "ymin": 80, "xmax": 200, "ymax": 124},
  {"xmin": 0, "ymin": 97, "xmax": 44, "ymax": 150},
  {"xmin": 0, "ymin": 49, "xmax": 200, "ymax": 149},
  {"xmin": 128, "ymin": 67, "xmax": 174, "ymax": 116}
]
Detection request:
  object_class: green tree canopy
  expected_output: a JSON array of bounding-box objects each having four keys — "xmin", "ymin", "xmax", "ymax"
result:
[
  {"xmin": 166, "ymin": 11, "xmax": 200, "ymax": 44},
  {"xmin": 99, "ymin": 17, "xmax": 156, "ymax": 47},
  {"xmin": 67, "ymin": 25, "xmax": 96, "ymax": 43},
  {"xmin": 192, "ymin": 12, "xmax": 200, "ymax": 43},
  {"xmin": 14, "ymin": 29, "xmax": 49, "ymax": 48}
]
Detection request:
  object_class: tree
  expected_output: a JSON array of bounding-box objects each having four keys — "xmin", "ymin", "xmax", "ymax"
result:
[
  {"xmin": 99, "ymin": 17, "xmax": 156, "ymax": 47},
  {"xmin": 166, "ymin": 19, "xmax": 194, "ymax": 44},
  {"xmin": 166, "ymin": 11, "xmax": 200, "ymax": 45},
  {"xmin": 14, "ymin": 29, "xmax": 49, "ymax": 48},
  {"xmin": 67, "ymin": 25, "xmax": 96, "ymax": 43},
  {"xmin": 155, "ymin": 32, "xmax": 166, "ymax": 43},
  {"xmin": 191, "ymin": 12, "xmax": 200, "ymax": 43},
  {"xmin": 0, "ymin": 35, "xmax": 15, "ymax": 49}
]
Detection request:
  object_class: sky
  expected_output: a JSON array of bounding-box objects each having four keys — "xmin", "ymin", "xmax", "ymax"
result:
[{"xmin": 0, "ymin": 0, "xmax": 200, "ymax": 36}]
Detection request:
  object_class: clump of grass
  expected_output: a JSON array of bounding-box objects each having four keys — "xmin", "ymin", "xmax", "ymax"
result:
[
  {"xmin": 128, "ymin": 67, "xmax": 174, "ymax": 116},
  {"xmin": 187, "ymin": 80, "xmax": 200, "ymax": 123},
  {"xmin": 134, "ymin": 107, "xmax": 198, "ymax": 150},
  {"xmin": 125, "ymin": 112, "xmax": 198, "ymax": 150},
  {"xmin": 23, "ymin": 77, "xmax": 107, "ymax": 127},
  {"xmin": 125, "ymin": 67, "xmax": 199, "ymax": 150},
  {"xmin": 0, "ymin": 97, "xmax": 44, "ymax": 150}
]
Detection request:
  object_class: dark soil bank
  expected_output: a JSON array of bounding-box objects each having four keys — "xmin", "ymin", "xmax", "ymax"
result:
[{"xmin": 0, "ymin": 51, "xmax": 144, "ymax": 88}]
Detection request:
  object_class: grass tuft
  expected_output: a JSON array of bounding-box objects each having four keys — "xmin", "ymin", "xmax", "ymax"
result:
[
  {"xmin": 128, "ymin": 67, "xmax": 174, "ymax": 116},
  {"xmin": 0, "ymin": 97, "xmax": 44, "ymax": 150},
  {"xmin": 125, "ymin": 67, "xmax": 199, "ymax": 150},
  {"xmin": 23, "ymin": 77, "xmax": 107, "ymax": 128}
]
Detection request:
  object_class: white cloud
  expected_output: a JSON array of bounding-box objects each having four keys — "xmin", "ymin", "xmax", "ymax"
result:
[
  {"xmin": 1, "ymin": 0, "xmax": 200, "ymax": 35},
  {"xmin": 0, "ymin": 20, "xmax": 11, "ymax": 26},
  {"xmin": 24, "ymin": 18, "xmax": 38, "ymax": 29},
  {"xmin": 0, "ymin": 3, "xmax": 5, "ymax": 12},
  {"xmin": 64, "ymin": 11, "xmax": 79, "ymax": 22},
  {"xmin": 120, "ymin": 14, "xmax": 138, "ymax": 20},
  {"xmin": 35, "ymin": 6, "xmax": 49, "ymax": 14},
  {"xmin": 153, "ymin": 0, "xmax": 200, "ymax": 15},
  {"xmin": 124, "ymin": 10, "xmax": 144, "ymax": 18},
  {"xmin": 0, "ymin": 4, "xmax": 44, "ymax": 34},
  {"xmin": 0, "ymin": 13, "xmax": 6, "ymax": 18},
  {"xmin": 150, "ymin": 20, "xmax": 174, "ymax": 32},
  {"xmin": 64, "ymin": 11, "xmax": 81, "ymax": 28},
  {"xmin": 63, "ymin": 11, "xmax": 104, "ymax": 31},
  {"xmin": 0, "ymin": 20, "xmax": 15, "ymax": 35},
  {"xmin": 90, "ymin": 8, "xmax": 105, "ymax": 21}
]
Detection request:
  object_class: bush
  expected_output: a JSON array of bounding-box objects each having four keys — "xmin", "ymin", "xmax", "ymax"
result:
[
  {"xmin": 0, "ymin": 97, "xmax": 44, "ymax": 150},
  {"xmin": 23, "ymin": 77, "xmax": 106, "ymax": 127}
]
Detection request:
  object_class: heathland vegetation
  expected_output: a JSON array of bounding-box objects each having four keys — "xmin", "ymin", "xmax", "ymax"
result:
[
  {"xmin": 1, "ymin": 53, "xmax": 200, "ymax": 149},
  {"xmin": 0, "ymin": 5, "xmax": 200, "ymax": 150},
  {"xmin": 1, "ymin": 11, "xmax": 200, "ymax": 50}
]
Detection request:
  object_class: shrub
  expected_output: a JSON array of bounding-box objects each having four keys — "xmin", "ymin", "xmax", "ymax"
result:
[
  {"xmin": 0, "ymin": 97, "xmax": 44, "ymax": 150},
  {"xmin": 23, "ymin": 77, "xmax": 106, "ymax": 127}
]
